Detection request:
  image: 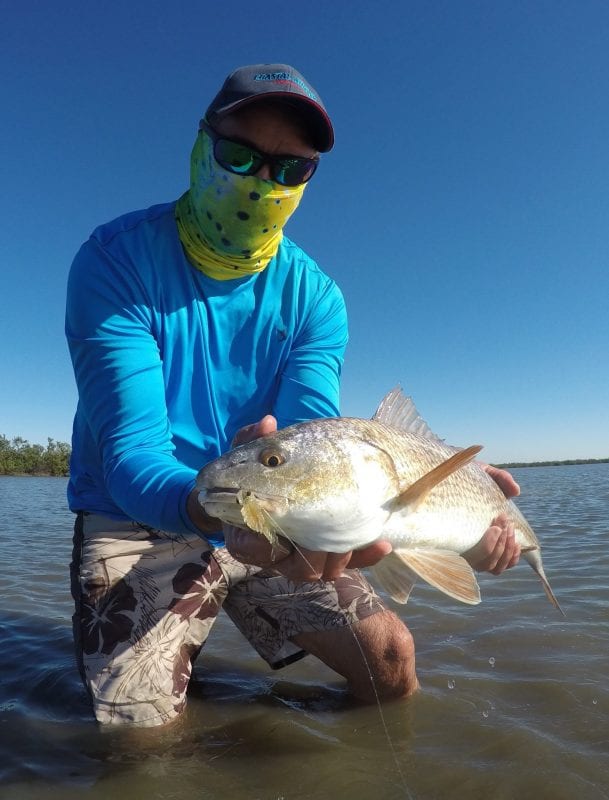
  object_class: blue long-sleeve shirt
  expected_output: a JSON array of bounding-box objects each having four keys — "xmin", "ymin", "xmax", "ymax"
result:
[{"xmin": 65, "ymin": 201, "xmax": 348, "ymax": 539}]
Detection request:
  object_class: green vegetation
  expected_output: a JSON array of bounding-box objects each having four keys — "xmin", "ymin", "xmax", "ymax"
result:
[
  {"xmin": 0, "ymin": 435, "xmax": 71, "ymax": 476},
  {"xmin": 496, "ymin": 458, "xmax": 609, "ymax": 469},
  {"xmin": 0, "ymin": 434, "xmax": 606, "ymax": 477}
]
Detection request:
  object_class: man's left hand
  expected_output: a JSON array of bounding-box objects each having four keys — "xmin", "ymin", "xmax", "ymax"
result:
[
  {"xmin": 463, "ymin": 464, "xmax": 521, "ymax": 573},
  {"xmin": 481, "ymin": 463, "xmax": 520, "ymax": 499}
]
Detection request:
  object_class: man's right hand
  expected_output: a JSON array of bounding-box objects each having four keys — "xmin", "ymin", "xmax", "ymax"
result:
[
  {"xmin": 198, "ymin": 413, "xmax": 394, "ymax": 581},
  {"xmin": 187, "ymin": 414, "xmax": 278, "ymax": 535},
  {"xmin": 224, "ymin": 523, "xmax": 392, "ymax": 581}
]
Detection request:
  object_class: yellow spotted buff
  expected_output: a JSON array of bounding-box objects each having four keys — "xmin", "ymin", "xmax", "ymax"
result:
[{"xmin": 175, "ymin": 130, "xmax": 306, "ymax": 280}]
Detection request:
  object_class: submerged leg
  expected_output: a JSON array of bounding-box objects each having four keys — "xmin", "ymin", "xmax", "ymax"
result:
[
  {"xmin": 222, "ymin": 563, "xmax": 418, "ymax": 701},
  {"xmin": 70, "ymin": 513, "xmax": 230, "ymax": 726},
  {"xmin": 292, "ymin": 609, "xmax": 419, "ymax": 702}
]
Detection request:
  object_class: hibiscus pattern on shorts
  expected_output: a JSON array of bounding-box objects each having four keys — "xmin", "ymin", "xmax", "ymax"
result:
[
  {"xmin": 172, "ymin": 641, "xmax": 201, "ymax": 705},
  {"xmin": 74, "ymin": 516, "xmax": 389, "ymax": 726},
  {"xmin": 222, "ymin": 568, "xmax": 386, "ymax": 667},
  {"xmin": 168, "ymin": 551, "xmax": 228, "ymax": 621},
  {"xmin": 81, "ymin": 576, "xmax": 137, "ymax": 655}
]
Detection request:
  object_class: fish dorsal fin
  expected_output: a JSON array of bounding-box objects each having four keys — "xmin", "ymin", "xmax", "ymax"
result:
[
  {"xmin": 372, "ymin": 387, "xmax": 443, "ymax": 441},
  {"xmin": 393, "ymin": 444, "xmax": 483, "ymax": 512},
  {"xmin": 371, "ymin": 551, "xmax": 419, "ymax": 604},
  {"xmin": 392, "ymin": 548, "xmax": 481, "ymax": 605}
]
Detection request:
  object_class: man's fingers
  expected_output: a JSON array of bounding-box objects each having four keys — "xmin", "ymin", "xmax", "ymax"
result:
[
  {"xmin": 232, "ymin": 415, "xmax": 277, "ymax": 446},
  {"xmin": 275, "ymin": 541, "xmax": 393, "ymax": 581},
  {"xmin": 489, "ymin": 521, "xmax": 520, "ymax": 574},
  {"xmin": 224, "ymin": 526, "xmax": 353, "ymax": 581},
  {"xmin": 463, "ymin": 514, "xmax": 521, "ymax": 573},
  {"xmin": 348, "ymin": 540, "xmax": 393, "ymax": 568},
  {"xmin": 224, "ymin": 525, "xmax": 293, "ymax": 567},
  {"xmin": 278, "ymin": 547, "xmax": 329, "ymax": 581},
  {"xmin": 482, "ymin": 464, "xmax": 521, "ymax": 498},
  {"xmin": 320, "ymin": 551, "xmax": 353, "ymax": 581},
  {"xmin": 225, "ymin": 524, "xmax": 393, "ymax": 581}
]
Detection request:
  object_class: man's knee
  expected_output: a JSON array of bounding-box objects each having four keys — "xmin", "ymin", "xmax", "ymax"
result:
[
  {"xmin": 294, "ymin": 610, "xmax": 419, "ymax": 703},
  {"xmin": 356, "ymin": 613, "xmax": 419, "ymax": 702}
]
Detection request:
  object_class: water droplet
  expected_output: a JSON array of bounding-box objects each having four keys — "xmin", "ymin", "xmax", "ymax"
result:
[
  {"xmin": 489, "ymin": 657, "xmax": 496, "ymax": 668},
  {"xmin": 447, "ymin": 679, "xmax": 455, "ymax": 690}
]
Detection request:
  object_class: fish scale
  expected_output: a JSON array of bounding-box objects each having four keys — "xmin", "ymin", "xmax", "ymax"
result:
[
  {"xmin": 196, "ymin": 389, "xmax": 563, "ymax": 614},
  {"xmin": 302, "ymin": 417, "xmax": 529, "ymax": 553}
]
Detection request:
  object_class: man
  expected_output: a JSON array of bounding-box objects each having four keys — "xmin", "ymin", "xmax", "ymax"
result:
[{"xmin": 66, "ymin": 63, "xmax": 520, "ymax": 727}]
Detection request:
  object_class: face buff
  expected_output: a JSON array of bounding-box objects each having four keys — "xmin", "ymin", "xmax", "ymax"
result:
[{"xmin": 175, "ymin": 130, "xmax": 306, "ymax": 280}]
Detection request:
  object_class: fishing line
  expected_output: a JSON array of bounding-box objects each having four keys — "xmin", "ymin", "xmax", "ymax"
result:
[
  {"xmin": 262, "ymin": 510, "xmax": 413, "ymax": 798},
  {"xmin": 343, "ymin": 616, "xmax": 413, "ymax": 799}
]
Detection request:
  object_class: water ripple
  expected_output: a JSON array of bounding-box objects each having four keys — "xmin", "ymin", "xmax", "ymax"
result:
[{"xmin": 1, "ymin": 467, "xmax": 608, "ymax": 799}]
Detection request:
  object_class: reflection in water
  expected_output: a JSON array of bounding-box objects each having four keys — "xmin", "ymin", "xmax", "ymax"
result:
[{"xmin": 0, "ymin": 468, "xmax": 608, "ymax": 800}]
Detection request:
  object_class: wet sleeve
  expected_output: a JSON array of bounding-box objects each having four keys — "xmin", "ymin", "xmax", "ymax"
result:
[
  {"xmin": 65, "ymin": 237, "xmax": 200, "ymax": 535},
  {"xmin": 273, "ymin": 276, "xmax": 348, "ymax": 428}
]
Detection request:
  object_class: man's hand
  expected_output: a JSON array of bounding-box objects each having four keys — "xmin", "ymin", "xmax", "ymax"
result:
[
  {"xmin": 186, "ymin": 415, "xmax": 278, "ymax": 535},
  {"xmin": 225, "ymin": 414, "xmax": 392, "ymax": 581},
  {"xmin": 463, "ymin": 464, "xmax": 522, "ymax": 574},
  {"xmin": 232, "ymin": 415, "xmax": 278, "ymax": 446},
  {"xmin": 482, "ymin": 463, "xmax": 520, "ymax": 499},
  {"xmin": 224, "ymin": 524, "xmax": 392, "ymax": 581},
  {"xmin": 462, "ymin": 513, "xmax": 521, "ymax": 574}
]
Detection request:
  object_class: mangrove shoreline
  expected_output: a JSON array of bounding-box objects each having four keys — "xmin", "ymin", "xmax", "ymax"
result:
[{"xmin": 2, "ymin": 433, "xmax": 607, "ymax": 477}]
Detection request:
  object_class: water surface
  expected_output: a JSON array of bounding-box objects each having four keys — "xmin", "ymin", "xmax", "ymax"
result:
[{"xmin": 0, "ymin": 467, "xmax": 608, "ymax": 799}]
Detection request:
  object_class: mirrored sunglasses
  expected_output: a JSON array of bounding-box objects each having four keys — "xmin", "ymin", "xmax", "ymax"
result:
[{"xmin": 199, "ymin": 120, "xmax": 319, "ymax": 187}]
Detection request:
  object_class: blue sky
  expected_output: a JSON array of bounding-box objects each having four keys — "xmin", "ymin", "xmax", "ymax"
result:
[{"xmin": 1, "ymin": 0, "xmax": 607, "ymax": 463}]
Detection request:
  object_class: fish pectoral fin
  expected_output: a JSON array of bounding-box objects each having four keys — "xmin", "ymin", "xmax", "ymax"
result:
[
  {"xmin": 392, "ymin": 445, "xmax": 483, "ymax": 513},
  {"xmin": 393, "ymin": 548, "xmax": 481, "ymax": 606},
  {"xmin": 370, "ymin": 552, "xmax": 419, "ymax": 604}
]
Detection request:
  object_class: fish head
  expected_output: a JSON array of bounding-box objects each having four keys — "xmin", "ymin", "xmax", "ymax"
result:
[{"xmin": 195, "ymin": 419, "xmax": 399, "ymax": 552}]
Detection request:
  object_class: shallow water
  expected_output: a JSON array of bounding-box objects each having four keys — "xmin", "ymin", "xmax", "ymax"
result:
[{"xmin": 0, "ymin": 466, "xmax": 608, "ymax": 799}]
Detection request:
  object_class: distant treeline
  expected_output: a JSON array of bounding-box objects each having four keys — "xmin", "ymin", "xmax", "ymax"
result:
[
  {"xmin": 0, "ymin": 435, "xmax": 70, "ymax": 476},
  {"xmin": 1, "ymin": 434, "xmax": 607, "ymax": 477},
  {"xmin": 495, "ymin": 458, "xmax": 609, "ymax": 469}
]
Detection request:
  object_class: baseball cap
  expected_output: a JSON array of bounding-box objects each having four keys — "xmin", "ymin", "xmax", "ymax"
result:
[{"xmin": 205, "ymin": 63, "xmax": 334, "ymax": 152}]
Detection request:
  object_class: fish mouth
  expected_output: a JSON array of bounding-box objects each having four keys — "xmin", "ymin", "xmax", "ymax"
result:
[
  {"xmin": 202, "ymin": 487, "xmax": 288, "ymax": 501},
  {"xmin": 200, "ymin": 487, "xmax": 269, "ymax": 506},
  {"xmin": 200, "ymin": 487, "xmax": 243, "ymax": 505},
  {"xmin": 200, "ymin": 487, "xmax": 289, "ymax": 511}
]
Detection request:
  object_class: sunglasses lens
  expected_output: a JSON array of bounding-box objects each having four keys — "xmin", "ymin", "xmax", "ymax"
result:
[
  {"xmin": 214, "ymin": 140, "xmax": 261, "ymax": 175},
  {"xmin": 273, "ymin": 158, "xmax": 318, "ymax": 186},
  {"xmin": 204, "ymin": 124, "xmax": 318, "ymax": 186}
]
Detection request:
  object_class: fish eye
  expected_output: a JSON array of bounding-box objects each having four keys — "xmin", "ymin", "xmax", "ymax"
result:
[{"xmin": 259, "ymin": 447, "xmax": 285, "ymax": 468}]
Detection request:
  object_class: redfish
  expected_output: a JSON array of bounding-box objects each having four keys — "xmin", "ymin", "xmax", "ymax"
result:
[{"xmin": 196, "ymin": 389, "xmax": 563, "ymax": 613}]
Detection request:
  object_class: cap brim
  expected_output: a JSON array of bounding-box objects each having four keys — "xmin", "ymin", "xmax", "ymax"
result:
[{"xmin": 209, "ymin": 92, "xmax": 334, "ymax": 152}]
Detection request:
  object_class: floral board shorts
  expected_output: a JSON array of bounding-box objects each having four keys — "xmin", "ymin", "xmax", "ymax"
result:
[{"xmin": 70, "ymin": 513, "xmax": 387, "ymax": 727}]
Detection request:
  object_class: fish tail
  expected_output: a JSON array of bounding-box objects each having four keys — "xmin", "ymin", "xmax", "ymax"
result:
[
  {"xmin": 534, "ymin": 564, "xmax": 566, "ymax": 617},
  {"xmin": 523, "ymin": 550, "xmax": 565, "ymax": 616}
]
